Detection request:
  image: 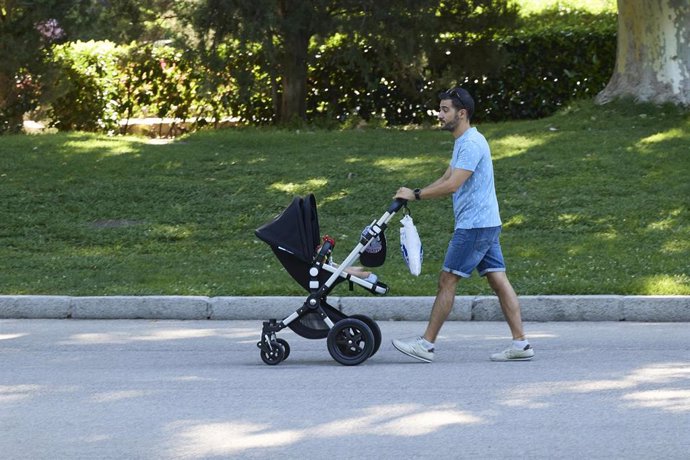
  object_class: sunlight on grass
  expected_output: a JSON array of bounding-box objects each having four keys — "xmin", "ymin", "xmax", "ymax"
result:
[
  {"xmin": 63, "ymin": 138, "xmax": 140, "ymax": 156},
  {"xmin": 661, "ymin": 239, "xmax": 688, "ymax": 255},
  {"xmin": 557, "ymin": 213, "xmax": 581, "ymax": 225},
  {"xmin": 98, "ymin": 148, "xmax": 140, "ymax": 157},
  {"xmin": 595, "ymin": 231, "xmax": 618, "ymax": 241},
  {"xmin": 646, "ymin": 208, "xmax": 684, "ymax": 231},
  {"xmin": 160, "ymin": 160, "xmax": 183, "ymax": 170},
  {"xmin": 270, "ymin": 178, "xmax": 328, "ymax": 194},
  {"xmin": 321, "ymin": 189, "xmax": 350, "ymax": 205},
  {"xmin": 640, "ymin": 275, "xmax": 690, "ymax": 294},
  {"xmin": 515, "ymin": 0, "xmax": 616, "ymax": 15},
  {"xmin": 639, "ymin": 128, "xmax": 687, "ymax": 145},
  {"xmin": 71, "ymin": 246, "xmax": 123, "ymax": 257},
  {"xmin": 149, "ymin": 224, "xmax": 194, "ymax": 241},
  {"xmin": 492, "ymin": 134, "xmax": 547, "ymax": 159},
  {"xmin": 503, "ymin": 214, "xmax": 526, "ymax": 228},
  {"xmin": 373, "ymin": 156, "xmax": 439, "ymax": 171}
]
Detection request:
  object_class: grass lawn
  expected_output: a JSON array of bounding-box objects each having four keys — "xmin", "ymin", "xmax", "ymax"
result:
[{"xmin": 1, "ymin": 99, "xmax": 688, "ymax": 296}]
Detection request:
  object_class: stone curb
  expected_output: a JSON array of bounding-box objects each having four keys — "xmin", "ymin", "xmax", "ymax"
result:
[{"xmin": 0, "ymin": 295, "xmax": 688, "ymax": 321}]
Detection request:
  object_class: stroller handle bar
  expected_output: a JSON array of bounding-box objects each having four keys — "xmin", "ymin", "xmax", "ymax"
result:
[{"xmin": 387, "ymin": 198, "xmax": 408, "ymax": 214}]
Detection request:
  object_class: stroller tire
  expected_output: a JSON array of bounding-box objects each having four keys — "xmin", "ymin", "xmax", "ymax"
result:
[
  {"xmin": 327, "ymin": 318, "xmax": 375, "ymax": 366},
  {"xmin": 276, "ymin": 338, "xmax": 290, "ymax": 360},
  {"xmin": 260, "ymin": 341, "xmax": 286, "ymax": 365},
  {"xmin": 349, "ymin": 314, "xmax": 381, "ymax": 358}
]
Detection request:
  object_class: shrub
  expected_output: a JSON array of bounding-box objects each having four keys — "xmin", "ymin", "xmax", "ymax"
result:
[
  {"xmin": 48, "ymin": 41, "xmax": 219, "ymax": 135},
  {"xmin": 47, "ymin": 41, "xmax": 124, "ymax": 132},
  {"xmin": 119, "ymin": 42, "xmax": 206, "ymax": 134}
]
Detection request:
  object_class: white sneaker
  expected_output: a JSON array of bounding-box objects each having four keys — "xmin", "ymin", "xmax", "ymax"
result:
[
  {"xmin": 392, "ymin": 336, "xmax": 434, "ymax": 363},
  {"xmin": 490, "ymin": 344, "xmax": 534, "ymax": 361}
]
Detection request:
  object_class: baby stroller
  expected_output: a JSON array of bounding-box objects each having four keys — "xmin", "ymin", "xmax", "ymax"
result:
[{"xmin": 255, "ymin": 194, "xmax": 407, "ymax": 366}]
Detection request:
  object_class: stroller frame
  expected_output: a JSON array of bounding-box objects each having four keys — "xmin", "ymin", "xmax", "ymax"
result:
[{"xmin": 255, "ymin": 195, "xmax": 408, "ymax": 366}]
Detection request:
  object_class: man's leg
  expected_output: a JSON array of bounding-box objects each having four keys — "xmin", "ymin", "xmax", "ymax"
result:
[
  {"xmin": 486, "ymin": 271, "xmax": 534, "ymax": 361},
  {"xmin": 392, "ymin": 228, "xmax": 467, "ymax": 363},
  {"xmin": 486, "ymin": 271, "xmax": 525, "ymax": 340},
  {"xmin": 423, "ymin": 270, "xmax": 460, "ymax": 343}
]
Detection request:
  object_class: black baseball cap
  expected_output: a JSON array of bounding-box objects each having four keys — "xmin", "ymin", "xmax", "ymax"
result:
[{"xmin": 439, "ymin": 87, "xmax": 475, "ymax": 120}]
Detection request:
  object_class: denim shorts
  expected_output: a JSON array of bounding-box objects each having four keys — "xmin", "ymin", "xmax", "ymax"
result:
[{"xmin": 443, "ymin": 226, "xmax": 506, "ymax": 278}]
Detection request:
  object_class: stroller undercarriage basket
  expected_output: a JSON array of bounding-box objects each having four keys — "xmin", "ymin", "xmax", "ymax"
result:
[{"xmin": 254, "ymin": 194, "xmax": 407, "ymax": 366}]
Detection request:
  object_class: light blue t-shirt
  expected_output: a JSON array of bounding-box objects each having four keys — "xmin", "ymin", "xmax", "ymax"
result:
[{"xmin": 450, "ymin": 127, "xmax": 502, "ymax": 229}]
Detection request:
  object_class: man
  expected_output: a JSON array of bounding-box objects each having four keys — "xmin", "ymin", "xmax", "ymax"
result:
[{"xmin": 392, "ymin": 87, "xmax": 534, "ymax": 363}]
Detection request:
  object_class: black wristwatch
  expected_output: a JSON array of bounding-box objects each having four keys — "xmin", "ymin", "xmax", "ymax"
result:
[{"xmin": 414, "ymin": 188, "xmax": 422, "ymax": 200}]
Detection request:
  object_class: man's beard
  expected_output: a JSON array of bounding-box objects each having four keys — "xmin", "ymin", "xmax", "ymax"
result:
[{"xmin": 440, "ymin": 115, "xmax": 459, "ymax": 131}]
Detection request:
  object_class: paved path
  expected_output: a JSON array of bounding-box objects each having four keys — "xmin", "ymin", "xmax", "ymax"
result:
[{"xmin": 2, "ymin": 319, "xmax": 689, "ymax": 459}]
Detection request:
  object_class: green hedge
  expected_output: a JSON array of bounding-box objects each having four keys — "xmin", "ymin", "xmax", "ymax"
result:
[
  {"xmin": 305, "ymin": 11, "xmax": 616, "ymax": 124},
  {"xmin": 307, "ymin": 11, "xmax": 617, "ymax": 124},
  {"xmin": 41, "ymin": 12, "xmax": 616, "ymax": 132},
  {"xmin": 468, "ymin": 12, "xmax": 617, "ymax": 121}
]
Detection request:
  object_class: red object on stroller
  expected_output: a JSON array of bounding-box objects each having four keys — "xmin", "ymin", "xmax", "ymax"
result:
[{"xmin": 254, "ymin": 194, "xmax": 407, "ymax": 365}]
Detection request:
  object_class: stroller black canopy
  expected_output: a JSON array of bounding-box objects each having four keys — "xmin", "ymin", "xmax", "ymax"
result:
[{"xmin": 255, "ymin": 194, "xmax": 320, "ymax": 264}]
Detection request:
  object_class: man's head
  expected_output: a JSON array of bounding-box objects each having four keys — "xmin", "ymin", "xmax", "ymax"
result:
[
  {"xmin": 437, "ymin": 87, "xmax": 475, "ymax": 136},
  {"xmin": 439, "ymin": 87, "xmax": 475, "ymax": 120}
]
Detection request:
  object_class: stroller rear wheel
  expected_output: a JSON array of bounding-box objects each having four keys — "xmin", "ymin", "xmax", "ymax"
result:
[
  {"xmin": 327, "ymin": 318, "xmax": 375, "ymax": 366},
  {"xmin": 349, "ymin": 314, "xmax": 381, "ymax": 358},
  {"xmin": 260, "ymin": 341, "xmax": 286, "ymax": 365}
]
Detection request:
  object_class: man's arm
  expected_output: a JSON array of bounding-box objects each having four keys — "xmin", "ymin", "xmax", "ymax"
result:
[
  {"xmin": 427, "ymin": 165, "xmax": 452, "ymax": 188},
  {"xmin": 395, "ymin": 167, "xmax": 472, "ymax": 201}
]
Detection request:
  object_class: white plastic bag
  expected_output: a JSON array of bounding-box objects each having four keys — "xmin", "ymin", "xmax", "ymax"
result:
[{"xmin": 400, "ymin": 214, "xmax": 423, "ymax": 276}]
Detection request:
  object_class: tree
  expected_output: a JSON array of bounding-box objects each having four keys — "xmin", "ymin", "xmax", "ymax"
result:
[
  {"xmin": 0, "ymin": 1, "xmax": 71, "ymax": 133},
  {"xmin": 596, "ymin": 0, "xmax": 690, "ymax": 106},
  {"xmin": 188, "ymin": 0, "xmax": 442, "ymax": 124},
  {"xmin": 188, "ymin": 0, "xmax": 519, "ymax": 124},
  {"xmin": 66, "ymin": 0, "xmax": 180, "ymax": 43}
]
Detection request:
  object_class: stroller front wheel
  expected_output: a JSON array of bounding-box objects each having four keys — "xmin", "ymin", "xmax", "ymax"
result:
[
  {"xmin": 327, "ymin": 318, "xmax": 375, "ymax": 366},
  {"xmin": 260, "ymin": 341, "xmax": 286, "ymax": 365},
  {"xmin": 275, "ymin": 338, "xmax": 291, "ymax": 360}
]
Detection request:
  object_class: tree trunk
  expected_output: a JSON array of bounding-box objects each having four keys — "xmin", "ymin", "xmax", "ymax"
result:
[
  {"xmin": 0, "ymin": 71, "xmax": 12, "ymax": 114},
  {"xmin": 0, "ymin": 71, "xmax": 23, "ymax": 134},
  {"xmin": 276, "ymin": 0, "xmax": 312, "ymax": 123},
  {"xmin": 279, "ymin": 32, "xmax": 309, "ymax": 123},
  {"xmin": 596, "ymin": 0, "xmax": 690, "ymax": 106}
]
